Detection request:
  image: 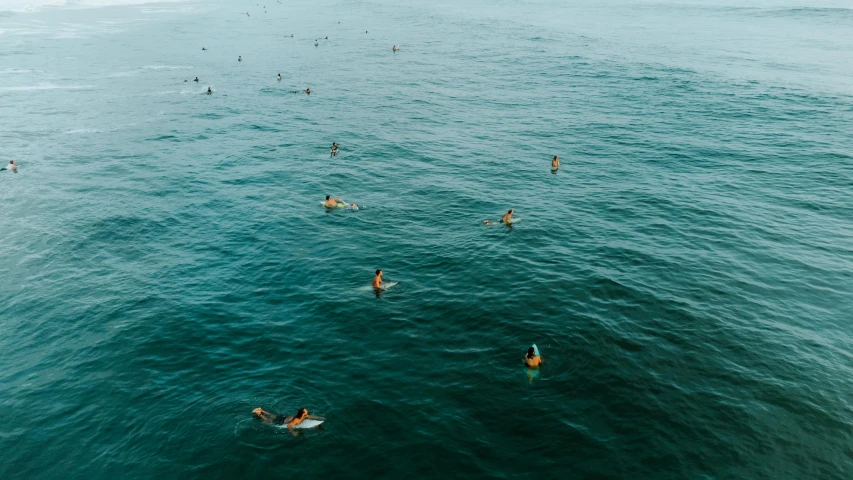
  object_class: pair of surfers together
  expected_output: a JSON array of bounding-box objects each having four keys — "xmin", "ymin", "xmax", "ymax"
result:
[{"xmin": 252, "ymin": 344, "xmax": 543, "ymax": 430}]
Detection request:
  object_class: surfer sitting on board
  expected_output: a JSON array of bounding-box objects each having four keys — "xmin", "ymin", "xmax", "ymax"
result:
[
  {"xmin": 324, "ymin": 195, "xmax": 344, "ymax": 208},
  {"xmin": 524, "ymin": 346, "xmax": 542, "ymax": 367},
  {"xmin": 372, "ymin": 269, "xmax": 384, "ymax": 288},
  {"xmin": 552, "ymin": 155, "xmax": 560, "ymax": 168},
  {"xmin": 253, "ymin": 408, "xmax": 320, "ymax": 430},
  {"xmin": 501, "ymin": 209, "xmax": 515, "ymax": 224}
]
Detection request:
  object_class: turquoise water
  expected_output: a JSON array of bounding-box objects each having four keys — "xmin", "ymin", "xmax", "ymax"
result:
[{"xmin": 1, "ymin": 0, "xmax": 852, "ymax": 477}]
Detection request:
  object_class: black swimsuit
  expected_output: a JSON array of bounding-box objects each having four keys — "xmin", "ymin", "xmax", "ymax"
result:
[{"xmin": 273, "ymin": 415, "xmax": 292, "ymax": 425}]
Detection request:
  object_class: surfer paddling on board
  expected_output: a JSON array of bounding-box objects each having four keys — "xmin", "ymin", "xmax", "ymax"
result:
[
  {"xmin": 524, "ymin": 346, "xmax": 543, "ymax": 367},
  {"xmin": 253, "ymin": 408, "xmax": 321, "ymax": 431},
  {"xmin": 501, "ymin": 209, "xmax": 515, "ymax": 224},
  {"xmin": 2, "ymin": 160, "xmax": 17, "ymax": 171},
  {"xmin": 324, "ymin": 195, "xmax": 344, "ymax": 208}
]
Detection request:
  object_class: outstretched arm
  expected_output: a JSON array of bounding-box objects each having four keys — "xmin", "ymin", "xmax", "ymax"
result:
[{"xmin": 253, "ymin": 408, "xmax": 276, "ymax": 423}]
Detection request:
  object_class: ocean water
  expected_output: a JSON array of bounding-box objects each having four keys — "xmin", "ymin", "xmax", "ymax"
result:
[{"xmin": 1, "ymin": 0, "xmax": 852, "ymax": 478}]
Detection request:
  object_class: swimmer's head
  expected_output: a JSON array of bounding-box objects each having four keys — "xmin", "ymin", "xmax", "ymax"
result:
[
  {"xmin": 508, "ymin": 209, "xmax": 514, "ymax": 214},
  {"xmin": 351, "ymin": 203, "xmax": 357, "ymax": 208},
  {"xmin": 326, "ymin": 195, "xmax": 330, "ymax": 200},
  {"xmin": 527, "ymin": 347, "xmax": 535, "ymax": 358},
  {"xmin": 252, "ymin": 408, "xmax": 263, "ymax": 416},
  {"xmin": 296, "ymin": 408, "xmax": 308, "ymax": 418},
  {"xmin": 375, "ymin": 269, "xmax": 382, "ymax": 276}
]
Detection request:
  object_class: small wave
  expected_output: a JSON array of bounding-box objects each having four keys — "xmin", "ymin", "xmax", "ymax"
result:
[
  {"xmin": 1, "ymin": 0, "xmax": 187, "ymax": 13},
  {"xmin": 0, "ymin": 84, "xmax": 93, "ymax": 91},
  {"xmin": 143, "ymin": 65, "xmax": 193, "ymax": 70}
]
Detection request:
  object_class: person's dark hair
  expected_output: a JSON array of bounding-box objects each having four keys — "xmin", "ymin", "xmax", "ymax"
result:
[
  {"xmin": 527, "ymin": 347, "xmax": 535, "ymax": 358},
  {"xmin": 375, "ymin": 269, "xmax": 381, "ymax": 275},
  {"xmin": 296, "ymin": 408, "xmax": 308, "ymax": 417},
  {"xmin": 326, "ymin": 195, "xmax": 330, "ymax": 200},
  {"xmin": 509, "ymin": 209, "xmax": 514, "ymax": 214}
]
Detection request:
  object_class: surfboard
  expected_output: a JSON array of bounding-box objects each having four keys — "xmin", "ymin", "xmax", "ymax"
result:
[
  {"xmin": 319, "ymin": 202, "xmax": 348, "ymax": 208},
  {"xmin": 293, "ymin": 418, "xmax": 324, "ymax": 429},
  {"xmin": 507, "ymin": 218, "xmax": 522, "ymax": 225},
  {"xmin": 532, "ymin": 344, "xmax": 539, "ymax": 356},
  {"xmin": 381, "ymin": 281, "xmax": 398, "ymax": 290}
]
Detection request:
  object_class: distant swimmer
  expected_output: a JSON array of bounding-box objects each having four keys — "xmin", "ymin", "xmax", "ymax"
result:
[
  {"xmin": 349, "ymin": 203, "xmax": 359, "ymax": 211},
  {"xmin": 330, "ymin": 142, "xmax": 338, "ymax": 157},
  {"xmin": 194, "ymin": 76, "xmax": 199, "ymax": 82},
  {"xmin": 305, "ymin": 88, "xmax": 311, "ymax": 94},
  {"xmin": 392, "ymin": 45, "xmax": 398, "ymax": 52},
  {"xmin": 290, "ymin": 34, "xmax": 294, "ymax": 37},
  {"xmin": 325, "ymin": 36, "xmax": 328, "ymax": 39},
  {"xmin": 551, "ymin": 155, "xmax": 560, "ymax": 168},
  {"xmin": 483, "ymin": 219, "xmax": 496, "ymax": 226},
  {"xmin": 315, "ymin": 41, "xmax": 319, "ymax": 47},
  {"xmin": 201, "ymin": 47, "xmax": 207, "ymax": 51},
  {"xmin": 253, "ymin": 408, "xmax": 321, "ymax": 431},
  {"xmin": 501, "ymin": 209, "xmax": 514, "ymax": 224},
  {"xmin": 2, "ymin": 160, "xmax": 17, "ymax": 171},
  {"xmin": 238, "ymin": 55, "xmax": 242, "ymax": 62},
  {"xmin": 206, "ymin": 87, "xmax": 212, "ymax": 95},
  {"xmin": 524, "ymin": 346, "xmax": 543, "ymax": 367},
  {"xmin": 246, "ymin": 12, "xmax": 250, "ymax": 16},
  {"xmin": 324, "ymin": 195, "xmax": 343, "ymax": 207},
  {"xmin": 277, "ymin": 73, "xmax": 282, "ymax": 81},
  {"xmin": 372, "ymin": 269, "xmax": 383, "ymax": 288}
]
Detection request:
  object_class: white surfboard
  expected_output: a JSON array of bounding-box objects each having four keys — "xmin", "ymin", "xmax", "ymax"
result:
[
  {"xmin": 381, "ymin": 281, "xmax": 398, "ymax": 290},
  {"xmin": 277, "ymin": 418, "xmax": 325, "ymax": 429},
  {"xmin": 293, "ymin": 418, "xmax": 324, "ymax": 429}
]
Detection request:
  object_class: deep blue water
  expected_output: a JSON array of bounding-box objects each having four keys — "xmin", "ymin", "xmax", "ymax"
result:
[{"xmin": 1, "ymin": 0, "xmax": 852, "ymax": 478}]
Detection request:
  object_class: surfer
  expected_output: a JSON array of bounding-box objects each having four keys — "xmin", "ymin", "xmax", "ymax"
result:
[
  {"xmin": 2, "ymin": 160, "xmax": 17, "ymax": 171},
  {"xmin": 194, "ymin": 76, "xmax": 199, "ymax": 82},
  {"xmin": 253, "ymin": 408, "xmax": 321, "ymax": 430},
  {"xmin": 524, "ymin": 347, "xmax": 543, "ymax": 367},
  {"xmin": 305, "ymin": 88, "xmax": 311, "ymax": 94},
  {"xmin": 349, "ymin": 203, "xmax": 359, "ymax": 211},
  {"xmin": 551, "ymin": 155, "xmax": 560, "ymax": 168},
  {"xmin": 392, "ymin": 45, "xmax": 398, "ymax": 52},
  {"xmin": 201, "ymin": 47, "xmax": 207, "ymax": 51},
  {"xmin": 330, "ymin": 142, "xmax": 338, "ymax": 157},
  {"xmin": 277, "ymin": 73, "xmax": 282, "ymax": 81},
  {"xmin": 324, "ymin": 195, "xmax": 343, "ymax": 207},
  {"xmin": 206, "ymin": 87, "xmax": 212, "ymax": 95},
  {"xmin": 372, "ymin": 269, "xmax": 384, "ymax": 288},
  {"xmin": 238, "ymin": 55, "xmax": 242, "ymax": 62},
  {"xmin": 501, "ymin": 209, "xmax": 514, "ymax": 224}
]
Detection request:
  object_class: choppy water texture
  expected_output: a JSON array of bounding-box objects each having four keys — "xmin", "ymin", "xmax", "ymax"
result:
[{"xmin": 1, "ymin": 0, "xmax": 852, "ymax": 478}]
